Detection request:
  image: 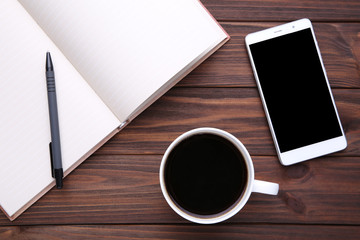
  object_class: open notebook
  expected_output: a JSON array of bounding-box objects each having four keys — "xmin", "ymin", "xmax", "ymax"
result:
[{"xmin": 0, "ymin": 0, "xmax": 229, "ymax": 220}]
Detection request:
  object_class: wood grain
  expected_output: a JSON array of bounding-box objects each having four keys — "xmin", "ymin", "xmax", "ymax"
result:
[
  {"xmin": 1, "ymin": 224, "xmax": 360, "ymax": 240},
  {"xmin": 2, "ymin": 1, "xmax": 360, "ymax": 238},
  {"xmin": 1, "ymin": 155, "xmax": 359, "ymax": 225},
  {"xmin": 202, "ymin": 0, "xmax": 360, "ymax": 22},
  {"xmin": 97, "ymin": 88, "xmax": 360, "ymax": 156},
  {"xmin": 180, "ymin": 23, "xmax": 360, "ymax": 88}
]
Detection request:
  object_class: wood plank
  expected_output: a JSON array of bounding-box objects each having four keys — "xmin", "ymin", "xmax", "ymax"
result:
[
  {"xmin": 2, "ymin": 155, "xmax": 359, "ymax": 225},
  {"xmin": 1, "ymin": 1, "xmax": 359, "ymax": 238},
  {"xmin": 202, "ymin": 0, "xmax": 360, "ymax": 22},
  {"xmin": 180, "ymin": 23, "xmax": 360, "ymax": 88},
  {"xmin": 1, "ymin": 224, "xmax": 359, "ymax": 240},
  {"xmin": 98, "ymin": 88, "xmax": 359, "ymax": 156}
]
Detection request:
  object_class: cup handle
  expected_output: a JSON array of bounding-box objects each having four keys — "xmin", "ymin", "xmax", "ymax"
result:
[{"xmin": 252, "ymin": 179, "xmax": 279, "ymax": 195}]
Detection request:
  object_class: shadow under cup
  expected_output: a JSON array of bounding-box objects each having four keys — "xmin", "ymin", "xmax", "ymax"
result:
[{"xmin": 160, "ymin": 128, "xmax": 261, "ymax": 224}]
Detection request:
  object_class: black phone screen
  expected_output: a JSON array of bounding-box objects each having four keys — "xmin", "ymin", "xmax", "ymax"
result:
[{"xmin": 249, "ymin": 28, "xmax": 342, "ymax": 153}]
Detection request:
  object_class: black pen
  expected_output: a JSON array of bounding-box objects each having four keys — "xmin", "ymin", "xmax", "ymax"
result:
[{"xmin": 46, "ymin": 52, "xmax": 63, "ymax": 189}]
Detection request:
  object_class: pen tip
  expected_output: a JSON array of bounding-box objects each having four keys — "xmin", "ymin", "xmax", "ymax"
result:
[
  {"xmin": 46, "ymin": 52, "xmax": 54, "ymax": 71},
  {"xmin": 54, "ymin": 168, "xmax": 63, "ymax": 189}
]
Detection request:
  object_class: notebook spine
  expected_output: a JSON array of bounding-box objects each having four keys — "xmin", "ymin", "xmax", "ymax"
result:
[{"xmin": 119, "ymin": 120, "xmax": 129, "ymax": 130}]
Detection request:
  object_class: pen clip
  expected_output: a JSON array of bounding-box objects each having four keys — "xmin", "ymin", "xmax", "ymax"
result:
[{"xmin": 49, "ymin": 142, "xmax": 54, "ymax": 178}]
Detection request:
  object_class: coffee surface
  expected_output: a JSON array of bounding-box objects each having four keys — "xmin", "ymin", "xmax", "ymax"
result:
[{"xmin": 164, "ymin": 133, "xmax": 248, "ymax": 215}]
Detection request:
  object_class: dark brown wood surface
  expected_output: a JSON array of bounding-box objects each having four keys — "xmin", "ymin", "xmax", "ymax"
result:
[{"xmin": 1, "ymin": 0, "xmax": 360, "ymax": 239}]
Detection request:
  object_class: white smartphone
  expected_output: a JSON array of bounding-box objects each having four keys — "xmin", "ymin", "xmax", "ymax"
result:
[{"xmin": 245, "ymin": 18, "xmax": 347, "ymax": 166}]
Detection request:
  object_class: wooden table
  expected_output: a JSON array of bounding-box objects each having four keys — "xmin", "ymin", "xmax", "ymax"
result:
[{"xmin": 1, "ymin": 1, "xmax": 360, "ymax": 239}]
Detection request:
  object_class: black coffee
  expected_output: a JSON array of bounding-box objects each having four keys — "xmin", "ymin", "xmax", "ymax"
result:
[{"xmin": 164, "ymin": 133, "xmax": 248, "ymax": 215}]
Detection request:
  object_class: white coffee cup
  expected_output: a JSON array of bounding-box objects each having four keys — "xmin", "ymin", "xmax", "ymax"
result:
[{"xmin": 159, "ymin": 128, "xmax": 279, "ymax": 224}]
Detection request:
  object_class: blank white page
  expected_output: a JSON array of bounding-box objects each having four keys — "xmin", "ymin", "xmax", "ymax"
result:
[
  {"xmin": 19, "ymin": 0, "xmax": 228, "ymax": 122},
  {"xmin": 0, "ymin": 0, "xmax": 120, "ymax": 218}
]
